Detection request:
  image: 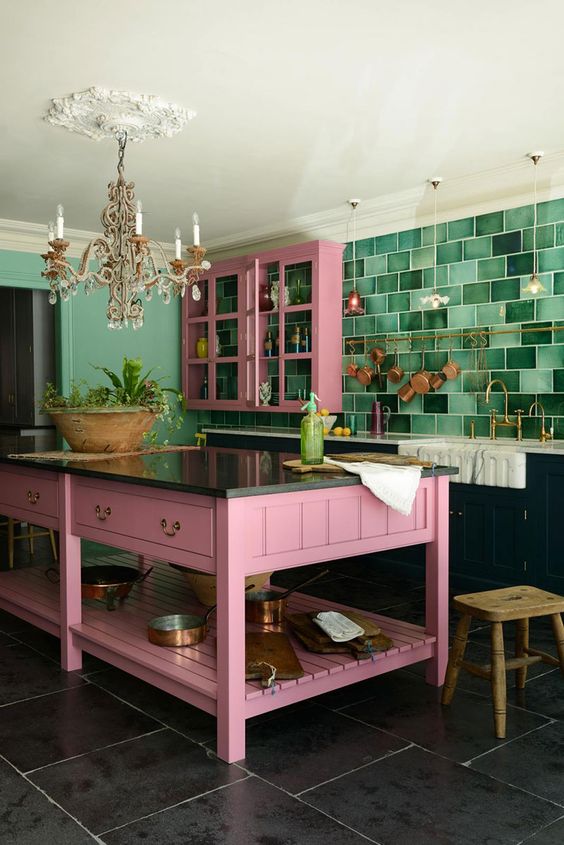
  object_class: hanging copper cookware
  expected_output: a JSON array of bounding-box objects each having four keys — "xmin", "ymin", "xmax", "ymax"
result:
[
  {"xmin": 387, "ymin": 345, "xmax": 404, "ymax": 384},
  {"xmin": 398, "ymin": 341, "xmax": 416, "ymax": 403},
  {"xmin": 370, "ymin": 346, "xmax": 386, "ymax": 389},
  {"xmin": 411, "ymin": 347, "xmax": 432, "ymax": 394},
  {"xmin": 346, "ymin": 342, "xmax": 359, "ymax": 377},
  {"xmin": 356, "ymin": 347, "xmax": 375, "ymax": 386}
]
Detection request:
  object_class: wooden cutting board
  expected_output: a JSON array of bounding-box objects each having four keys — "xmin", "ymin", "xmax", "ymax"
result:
[
  {"xmin": 286, "ymin": 611, "xmax": 393, "ymax": 659},
  {"xmin": 330, "ymin": 452, "xmax": 433, "ymax": 467},
  {"xmin": 283, "ymin": 459, "xmax": 346, "ymax": 474},
  {"xmin": 246, "ymin": 632, "xmax": 304, "ymax": 686}
]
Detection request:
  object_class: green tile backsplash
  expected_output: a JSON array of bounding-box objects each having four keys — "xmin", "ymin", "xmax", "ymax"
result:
[{"xmin": 199, "ymin": 196, "xmax": 564, "ymax": 439}]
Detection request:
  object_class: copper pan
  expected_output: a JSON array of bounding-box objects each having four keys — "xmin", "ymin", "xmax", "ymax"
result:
[
  {"xmin": 387, "ymin": 346, "xmax": 404, "ymax": 384},
  {"xmin": 411, "ymin": 348, "xmax": 432, "ymax": 394},
  {"xmin": 245, "ymin": 568, "xmax": 329, "ymax": 624}
]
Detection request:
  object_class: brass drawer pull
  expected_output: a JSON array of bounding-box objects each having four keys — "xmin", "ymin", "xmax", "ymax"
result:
[
  {"xmin": 161, "ymin": 518, "xmax": 181, "ymax": 536},
  {"xmin": 27, "ymin": 490, "xmax": 40, "ymax": 504},
  {"xmin": 95, "ymin": 505, "xmax": 112, "ymax": 521}
]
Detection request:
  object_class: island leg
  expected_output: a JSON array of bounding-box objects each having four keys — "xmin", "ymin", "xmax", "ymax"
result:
[
  {"xmin": 425, "ymin": 474, "xmax": 450, "ymax": 686},
  {"xmin": 58, "ymin": 475, "xmax": 82, "ymax": 671},
  {"xmin": 215, "ymin": 498, "xmax": 247, "ymax": 763}
]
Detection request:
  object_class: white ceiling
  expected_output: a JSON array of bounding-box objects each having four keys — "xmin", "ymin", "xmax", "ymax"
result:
[{"xmin": 2, "ymin": 0, "xmax": 564, "ymax": 254}]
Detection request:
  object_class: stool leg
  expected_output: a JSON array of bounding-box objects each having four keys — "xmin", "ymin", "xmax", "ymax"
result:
[
  {"xmin": 7, "ymin": 518, "xmax": 14, "ymax": 569},
  {"xmin": 491, "ymin": 621, "xmax": 507, "ymax": 739},
  {"xmin": 550, "ymin": 613, "xmax": 564, "ymax": 677},
  {"xmin": 441, "ymin": 614, "xmax": 471, "ymax": 706},
  {"xmin": 515, "ymin": 618, "xmax": 529, "ymax": 689},
  {"xmin": 49, "ymin": 529, "xmax": 58, "ymax": 562}
]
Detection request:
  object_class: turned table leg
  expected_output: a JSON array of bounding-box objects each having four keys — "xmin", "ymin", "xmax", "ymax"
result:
[
  {"xmin": 550, "ymin": 613, "xmax": 564, "ymax": 677},
  {"xmin": 441, "ymin": 614, "xmax": 471, "ymax": 705},
  {"xmin": 491, "ymin": 621, "xmax": 507, "ymax": 739},
  {"xmin": 515, "ymin": 618, "xmax": 529, "ymax": 689}
]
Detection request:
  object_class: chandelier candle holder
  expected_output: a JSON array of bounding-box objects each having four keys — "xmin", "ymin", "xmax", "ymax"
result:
[
  {"xmin": 420, "ymin": 177, "xmax": 450, "ymax": 310},
  {"xmin": 41, "ymin": 87, "xmax": 210, "ymax": 330}
]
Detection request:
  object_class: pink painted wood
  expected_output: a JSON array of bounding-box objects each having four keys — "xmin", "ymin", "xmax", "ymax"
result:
[{"xmin": 0, "ymin": 464, "xmax": 451, "ymax": 764}]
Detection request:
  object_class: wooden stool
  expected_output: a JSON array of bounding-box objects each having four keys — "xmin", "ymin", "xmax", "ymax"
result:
[
  {"xmin": 441, "ymin": 586, "xmax": 564, "ymax": 738},
  {"xmin": 0, "ymin": 518, "xmax": 58, "ymax": 569}
]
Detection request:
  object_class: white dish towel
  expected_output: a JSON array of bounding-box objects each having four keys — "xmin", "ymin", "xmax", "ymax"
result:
[{"xmin": 324, "ymin": 458, "xmax": 423, "ymax": 516}]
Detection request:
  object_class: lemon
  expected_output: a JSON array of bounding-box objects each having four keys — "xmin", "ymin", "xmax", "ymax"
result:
[
  {"xmin": 333, "ymin": 426, "xmax": 343, "ymax": 436},
  {"xmin": 323, "ymin": 427, "xmax": 329, "ymax": 435},
  {"xmin": 342, "ymin": 427, "xmax": 351, "ymax": 436},
  {"xmin": 320, "ymin": 408, "xmax": 330, "ymax": 416}
]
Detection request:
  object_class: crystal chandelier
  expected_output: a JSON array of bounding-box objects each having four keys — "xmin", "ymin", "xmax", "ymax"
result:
[
  {"xmin": 522, "ymin": 151, "xmax": 546, "ymax": 296},
  {"xmin": 420, "ymin": 177, "xmax": 450, "ymax": 310},
  {"xmin": 41, "ymin": 87, "xmax": 211, "ymax": 330}
]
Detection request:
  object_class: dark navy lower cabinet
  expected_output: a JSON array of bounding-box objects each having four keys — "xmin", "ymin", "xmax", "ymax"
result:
[{"xmin": 527, "ymin": 453, "xmax": 564, "ymax": 593}]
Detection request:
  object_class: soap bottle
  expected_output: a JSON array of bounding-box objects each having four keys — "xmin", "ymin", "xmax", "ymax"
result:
[{"xmin": 300, "ymin": 392, "xmax": 324, "ymax": 465}]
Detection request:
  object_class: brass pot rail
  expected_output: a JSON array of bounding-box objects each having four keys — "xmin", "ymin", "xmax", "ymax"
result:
[{"xmin": 346, "ymin": 325, "xmax": 564, "ymax": 347}]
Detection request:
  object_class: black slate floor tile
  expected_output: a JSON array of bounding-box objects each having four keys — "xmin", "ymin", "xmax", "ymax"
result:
[
  {"xmin": 11, "ymin": 627, "xmax": 108, "ymax": 674},
  {"xmin": 0, "ymin": 630, "xmax": 15, "ymax": 645},
  {"xmin": 30, "ymin": 728, "xmax": 245, "ymax": 834},
  {"xmin": 303, "ymin": 745, "xmax": 562, "ymax": 845},
  {"xmin": 471, "ymin": 722, "xmax": 564, "ymax": 804},
  {"xmin": 298, "ymin": 575, "xmax": 419, "ymax": 613},
  {"xmin": 0, "ymin": 607, "xmax": 37, "ymax": 634},
  {"xmin": 509, "ymin": 668, "xmax": 564, "ymax": 720},
  {"xmin": 0, "ymin": 683, "xmax": 159, "ymax": 771},
  {"xmin": 230, "ymin": 703, "xmax": 408, "ymax": 794},
  {"xmin": 102, "ymin": 775, "xmax": 372, "ymax": 845},
  {"xmin": 88, "ymin": 666, "xmax": 218, "ymax": 743},
  {"xmin": 521, "ymin": 815, "xmax": 564, "ymax": 843},
  {"xmin": 0, "ymin": 642, "xmax": 85, "ymax": 706},
  {"xmin": 0, "ymin": 757, "xmax": 96, "ymax": 844},
  {"xmin": 339, "ymin": 670, "xmax": 549, "ymax": 763}
]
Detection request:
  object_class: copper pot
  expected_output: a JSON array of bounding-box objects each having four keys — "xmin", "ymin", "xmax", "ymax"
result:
[
  {"xmin": 46, "ymin": 564, "xmax": 153, "ymax": 611},
  {"xmin": 411, "ymin": 350, "xmax": 432, "ymax": 394},
  {"xmin": 245, "ymin": 568, "xmax": 329, "ymax": 624},
  {"xmin": 430, "ymin": 371, "xmax": 447, "ymax": 390},
  {"xmin": 387, "ymin": 348, "xmax": 404, "ymax": 384},
  {"xmin": 398, "ymin": 381, "xmax": 416, "ymax": 403},
  {"xmin": 370, "ymin": 346, "xmax": 386, "ymax": 389},
  {"xmin": 148, "ymin": 606, "xmax": 216, "ymax": 647},
  {"xmin": 442, "ymin": 357, "xmax": 462, "ymax": 380},
  {"xmin": 356, "ymin": 363, "xmax": 375, "ymax": 386},
  {"xmin": 346, "ymin": 362, "xmax": 359, "ymax": 377}
]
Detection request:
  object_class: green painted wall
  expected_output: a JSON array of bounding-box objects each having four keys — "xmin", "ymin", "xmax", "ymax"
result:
[{"xmin": 0, "ymin": 248, "xmax": 197, "ymax": 443}]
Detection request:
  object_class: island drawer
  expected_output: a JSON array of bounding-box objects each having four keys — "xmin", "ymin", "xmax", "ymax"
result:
[
  {"xmin": 72, "ymin": 478, "xmax": 215, "ymax": 559},
  {"xmin": 0, "ymin": 467, "xmax": 59, "ymax": 520}
]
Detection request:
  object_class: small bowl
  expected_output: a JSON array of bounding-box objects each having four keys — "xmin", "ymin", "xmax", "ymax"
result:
[{"xmin": 321, "ymin": 414, "xmax": 337, "ymax": 431}]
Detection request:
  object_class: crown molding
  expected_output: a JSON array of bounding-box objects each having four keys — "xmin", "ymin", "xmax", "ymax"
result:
[{"xmin": 3, "ymin": 151, "xmax": 564, "ymax": 262}]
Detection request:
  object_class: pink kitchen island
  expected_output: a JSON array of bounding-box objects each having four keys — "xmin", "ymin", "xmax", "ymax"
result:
[{"xmin": 0, "ymin": 442, "xmax": 456, "ymax": 763}]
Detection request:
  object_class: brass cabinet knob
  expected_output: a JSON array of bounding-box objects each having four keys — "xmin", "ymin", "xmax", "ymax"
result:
[
  {"xmin": 161, "ymin": 518, "xmax": 181, "ymax": 536},
  {"xmin": 95, "ymin": 505, "xmax": 112, "ymax": 521},
  {"xmin": 27, "ymin": 490, "xmax": 40, "ymax": 504}
]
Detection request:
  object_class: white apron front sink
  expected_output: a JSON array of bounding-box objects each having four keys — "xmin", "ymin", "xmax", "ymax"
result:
[{"xmin": 398, "ymin": 441, "xmax": 526, "ymax": 489}]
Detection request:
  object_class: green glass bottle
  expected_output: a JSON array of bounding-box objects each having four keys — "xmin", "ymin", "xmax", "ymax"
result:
[{"xmin": 300, "ymin": 392, "xmax": 324, "ymax": 465}]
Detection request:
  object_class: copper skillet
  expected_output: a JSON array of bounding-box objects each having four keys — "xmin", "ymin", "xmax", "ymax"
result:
[
  {"xmin": 148, "ymin": 584, "xmax": 256, "ymax": 647},
  {"xmin": 245, "ymin": 568, "xmax": 330, "ymax": 624},
  {"xmin": 46, "ymin": 565, "xmax": 153, "ymax": 612}
]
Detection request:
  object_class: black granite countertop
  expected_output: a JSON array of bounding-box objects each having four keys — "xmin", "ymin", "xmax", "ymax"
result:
[{"xmin": 0, "ymin": 435, "xmax": 457, "ymax": 498}]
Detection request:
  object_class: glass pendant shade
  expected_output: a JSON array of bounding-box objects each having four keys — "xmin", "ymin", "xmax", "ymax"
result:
[
  {"xmin": 344, "ymin": 199, "xmax": 364, "ymax": 316},
  {"xmin": 420, "ymin": 178, "xmax": 449, "ymax": 309},
  {"xmin": 522, "ymin": 152, "xmax": 546, "ymax": 296}
]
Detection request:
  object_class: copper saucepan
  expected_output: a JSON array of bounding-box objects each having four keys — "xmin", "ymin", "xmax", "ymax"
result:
[
  {"xmin": 411, "ymin": 348, "xmax": 432, "ymax": 394},
  {"xmin": 245, "ymin": 568, "xmax": 330, "ymax": 624},
  {"xmin": 387, "ymin": 346, "xmax": 404, "ymax": 385},
  {"xmin": 149, "ymin": 583, "xmax": 256, "ymax": 646},
  {"xmin": 46, "ymin": 564, "xmax": 153, "ymax": 611},
  {"xmin": 370, "ymin": 346, "xmax": 386, "ymax": 389},
  {"xmin": 346, "ymin": 342, "xmax": 359, "ymax": 377}
]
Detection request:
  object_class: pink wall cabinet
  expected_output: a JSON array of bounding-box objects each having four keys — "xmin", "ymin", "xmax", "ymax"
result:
[{"xmin": 183, "ymin": 240, "xmax": 344, "ymax": 413}]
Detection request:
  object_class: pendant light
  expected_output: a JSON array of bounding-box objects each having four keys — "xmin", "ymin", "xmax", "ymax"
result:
[
  {"xmin": 522, "ymin": 152, "xmax": 546, "ymax": 295},
  {"xmin": 344, "ymin": 199, "xmax": 365, "ymax": 316},
  {"xmin": 420, "ymin": 178, "xmax": 450, "ymax": 309}
]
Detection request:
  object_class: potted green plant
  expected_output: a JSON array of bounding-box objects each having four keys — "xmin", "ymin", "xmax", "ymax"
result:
[{"xmin": 41, "ymin": 356, "xmax": 184, "ymax": 453}]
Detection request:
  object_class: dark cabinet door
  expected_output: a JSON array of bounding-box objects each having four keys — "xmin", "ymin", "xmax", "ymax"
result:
[
  {"xmin": 527, "ymin": 454, "xmax": 564, "ymax": 593},
  {"xmin": 449, "ymin": 486, "xmax": 528, "ymax": 587},
  {"xmin": 13, "ymin": 289, "xmax": 34, "ymax": 426},
  {"xmin": 0, "ymin": 287, "xmax": 16, "ymax": 424}
]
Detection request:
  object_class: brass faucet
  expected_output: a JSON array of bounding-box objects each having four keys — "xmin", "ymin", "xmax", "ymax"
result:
[
  {"xmin": 528, "ymin": 400, "xmax": 553, "ymax": 443},
  {"xmin": 484, "ymin": 378, "xmax": 523, "ymax": 441}
]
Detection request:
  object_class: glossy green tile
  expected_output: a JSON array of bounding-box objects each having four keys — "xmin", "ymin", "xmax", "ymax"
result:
[
  {"xmin": 537, "ymin": 394, "xmax": 564, "ymax": 416},
  {"xmin": 423, "ymin": 266, "xmax": 449, "ymax": 287},
  {"xmin": 492, "ymin": 230, "xmax": 522, "ymax": 256},
  {"xmin": 424, "ymin": 394, "xmax": 448, "ymax": 413},
  {"xmin": 538, "ymin": 345, "xmax": 564, "ymax": 368},
  {"xmin": 342, "ymin": 394, "xmax": 354, "ymax": 412},
  {"xmin": 476, "ymin": 303, "xmax": 506, "ymax": 325},
  {"xmin": 376, "ymin": 313, "xmax": 398, "ymax": 333},
  {"xmin": 490, "ymin": 322, "xmax": 520, "ymax": 347},
  {"xmin": 365, "ymin": 294, "xmax": 387, "ymax": 314},
  {"xmin": 522, "ymin": 321, "xmax": 553, "ymax": 345},
  {"xmin": 388, "ymin": 292, "xmax": 410, "ymax": 312},
  {"xmin": 521, "ymin": 369, "xmax": 553, "ymax": 393},
  {"xmin": 423, "ymin": 309, "xmax": 448, "ymax": 329},
  {"xmin": 505, "ymin": 204, "xmax": 534, "ymax": 230},
  {"xmin": 490, "ymin": 370, "xmax": 520, "ymax": 391},
  {"xmin": 464, "ymin": 415, "xmax": 490, "ymax": 437},
  {"xmin": 463, "ymin": 282, "xmax": 490, "ymax": 304},
  {"xmin": 399, "ymin": 228, "xmax": 421, "ymax": 250},
  {"xmin": 538, "ymin": 198, "xmax": 564, "ymax": 225},
  {"xmin": 355, "ymin": 276, "xmax": 376, "ymax": 296},
  {"xmin": 388, "ymin": 414, "xmax": 411, "ymax": 433},
  {"xmin": 411, "ymin": 414, "xmax": 436, "ymax": 434},
  {"xmin": 537, "ymin": 295, "xmax": 564, "ymax": 320},
  {"xmin": 353, "ymin": 316, "xmax": 375, "ymax": 335},
  {"xmin": 437, "ymin": 415, "xmax": 463, "ymax": 435},
  {"xmin": 464, "ymin": 236, "xmax": 492, "ymax": 260},
  {"xmin": 476, "ymin": 210, "xmax": 504, "ymax": 236},
  {"xmin": 554, "ymin": 370, "xmax": 564, "ymax": 391},
  {"xmin": 365, "ymin": 254, "xmax": 388, "ymax": 276},
  {"xmin": 450, "ymin": 261, "xmax": 477, "ymax": 284},
  {"xmin": 523, "ymin": 224, "xmax": 554, "ymax": 251},
  {"xmin": 506, "ymin": 252, "xmax": 534, "ymax": 277},
  {"xmin": 355, "ymin": 237, "xmax": 375, "ymax": 258},
  {"xmin": 478, "ymin": 257, "xmax": 506, "ymax": 281},
  {"xmin": 505, "ymin": 299, "xmax": 534, "ymax": 322},
  {"xmin": 491, "ymin": 278, "xmax": 520, "ymax": 301},
  {"xmin": 422, "ymin": 222, "xmax": 447, "ymax": 246},
  {"xmin": 399, "ymin": 270, "xmax": 423, "ymax": 290},
  {"xmin": 437, "ymin": 240, "xmax": 463, "ymax": 265},
  {"xmin": 411, "ymin": 246, "xmax": 434, "ymax": 270},
  {"xmin": 448, "ymin": 305, "xmax": 476, "ymax": 328},
  {"xmin": 375, "ymin": 233, "xmax": 398, "ymax": 254},
  {"xmin": 438, "ymin": 285, "xmax": 461, "ymax": 306},
  {"xmin": 506, "ymin": 346, "xmax": 536, "ymax": 369},
  {"xmin": 555, "ymin": 224, "xmax": 564, "ymax": 247},
  {"xmin": 399, "ymin": 311, "xmax": 422, "ymax": 332},
  {"xmin": 449, "ymin": 393, "xmax": 476, "ymax": 415},
  {"xmin": 388, "ymin": 251, "xmax": 410, "ymax": 272},
  {"xmin": 539, "ymin": 246, "xmax": 564, "ymax": 273},
  {"xmin": 554, "ymin": 321, "xmax": 564, "ymax": 342},
  {"xmin": 344, "ymin": 259, "xmax": 365, "ymax": 280},
  {"xmin": 377, "ymin": 273, "xmax": 398, "ymax": 294},
  {"xmin": 448, "ymin": 217, "xmax": 474, "ymax": 241},
  {"xmin": 555, "ymin": 273, "xmax": 564, "ymax": 295}
]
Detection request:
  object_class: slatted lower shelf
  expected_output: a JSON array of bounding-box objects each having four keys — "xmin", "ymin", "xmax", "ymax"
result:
[{"xmin": 0, "ymin": 558, "xmax": 436, "ymax": 716}]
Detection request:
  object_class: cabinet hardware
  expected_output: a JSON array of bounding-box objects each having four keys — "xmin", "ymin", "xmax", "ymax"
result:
[
  {"xmin": 26, "ymin": 490, "xmax": 40, "ymax": 504},
  {"xmin": 524, "ymin": 560, "xmax": 527, "ymax": 572},
  {"xmin": 524, "ymin": 509, "xmax": 528, "ymax": 521},
  {"xmin": 161, "ymin": 518, "xmax": 181, "ymax": 536},
  {"xmin": 95, "ymin": 505, "xmax": 112, "ymax": 520}
]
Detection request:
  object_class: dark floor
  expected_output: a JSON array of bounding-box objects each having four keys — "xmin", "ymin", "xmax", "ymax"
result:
[{"xmin": 1, "ymin": 534, "xmax": 564, "ymax": 845}]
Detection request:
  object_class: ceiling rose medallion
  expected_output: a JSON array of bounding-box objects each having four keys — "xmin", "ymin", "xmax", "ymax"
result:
[{"xmin": 41, "ymin": 88, "xmax": 208, "ymax": 330}]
